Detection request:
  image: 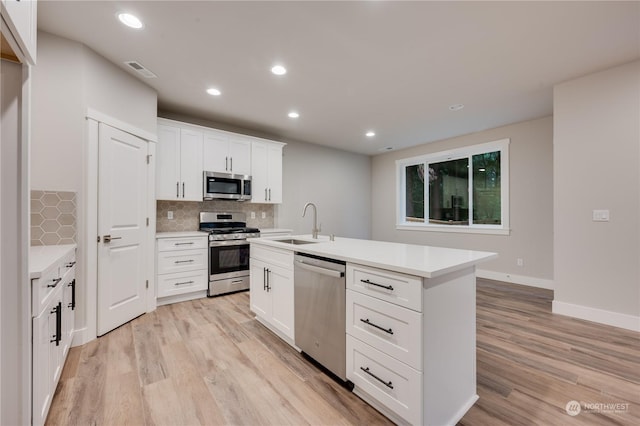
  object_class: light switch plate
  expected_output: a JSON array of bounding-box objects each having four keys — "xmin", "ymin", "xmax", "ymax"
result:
[{"xmin": 592, "ymin": 209, "xmax": 610, "ymax": 222}]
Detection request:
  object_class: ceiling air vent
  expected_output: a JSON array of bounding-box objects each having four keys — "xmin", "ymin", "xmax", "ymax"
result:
[{"xmin": 124, "ymin": 61, "xmax": 157, "ymax": 78}]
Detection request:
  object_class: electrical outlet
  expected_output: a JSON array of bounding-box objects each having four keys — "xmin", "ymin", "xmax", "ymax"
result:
[
  {"xmin": 261, "ymin": 212, "xmax": 266, "ymax": 219},
  {"xmin": 250, "ymin": 211, "xmax": 256, "ymax": 219},
  {"xmin": 516, "ymin": 258, "xmax": 524, "ymax": 267},
  {"xmin": 167, "ymin": 211, "xmax": 173, "ymax": 220}
]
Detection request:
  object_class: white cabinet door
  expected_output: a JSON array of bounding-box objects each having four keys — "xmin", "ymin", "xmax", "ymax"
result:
[
  {"xmin": 61, "ymin": 276, "xmax": 76, "ymax": 358},
  {"xmin": 32, "ymin": 306, "xmax": 53, "ymax": 426},
  {"xmin": 1, "ymin": 0, "xmax": 37, "ymax": 64},
  {"xmin": 266, "ymin": 143, "xmax": 283, "ymax": 203},
  {"xmin": 269, "ymin": 264, "xmax": 294, "ymax": 339},
  {"xmin": 251, "ymin": 141, "xmax": 269, "ymax": 202},
  {"xmin": 179, "ymin": 128, "xmax": 203, "ymax": 201},
  {"xmin": 250, "ymin": 140, "xmax": 284, "ymax": 204},
  {"xmin": 249, "ymin": 260, "xmax": 270, "ymax": 319},
  {"xmin": 203, "ymin": 131, "xmax": 229, "ymax": 173},
  {"xmin": 228, "ymin": 137, "xmax": 251, "ymax": 175},
  {"xmin": 156, "ymin": 125, "xmax": 181, "ymax": 200}
]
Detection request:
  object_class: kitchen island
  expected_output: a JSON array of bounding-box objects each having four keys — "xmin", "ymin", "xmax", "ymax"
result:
[{"xmin": 249, "ymin": 235, "xmax": 497, "ymax": 426}]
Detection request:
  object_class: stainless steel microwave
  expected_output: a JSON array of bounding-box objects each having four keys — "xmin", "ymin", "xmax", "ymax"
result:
[{"xmin": 203, "ymin": 171, "xmax": 252, "ymax": 201}]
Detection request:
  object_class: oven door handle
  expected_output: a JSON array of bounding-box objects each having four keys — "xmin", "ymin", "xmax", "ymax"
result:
[{"xmin": 209, "ymin": 239, "xmax": 250, "ymax": 247}]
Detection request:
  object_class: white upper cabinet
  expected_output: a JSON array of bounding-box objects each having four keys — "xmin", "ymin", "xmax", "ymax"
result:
[
  {"xmin": 1, "ymin": 0, "xmax": 37, "ymax": 65},
  {"xmin": 251, "ymin": 139, "xmax": 285, "ymax": 204},
  {"xmin": 203, "ymin": 130, "xmax": 251, "ymax": 175},
  {"xmin": 156, "ymin": 122, "xmax": 203, "ymax": 201}
]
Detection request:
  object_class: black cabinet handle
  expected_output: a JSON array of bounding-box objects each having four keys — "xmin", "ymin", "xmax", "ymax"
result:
[
  {"xmin": 263, "ymin": 267, "xmax": 267, "ymax": 291},
  {"xmin": 176, "ymin": 181, "xmax": 179, "ymax": 198},
  {"xmin": 360, "ymin": 318, "xmax": 393, "ymax": 335},
  {"xmin": 65, "ymin": 261, "xmax": 76, "ymax": 268},
  {"xmin": 69, "ymin": 279, "xmax": 76, "ymax": 310},
  {"xmin": 360, "ymin": 366, "xmax": 393, "ymax": 389},
  {"xmin": 51, "ymin": 302, "xmax": 62, "ymax": 346},
  {"xmin": 266, "ymin": 268, "xmax": 271, "ymax": 291},
  {"xmin": 174, "ymin": 259, "xmax": 195, "ymax": 264},
  {"xmin": 47, "ymin": 277, "xmax": 62, "ymax": 288},
  {"xmin": 174, "ymin": 280, "xmax": 194, "ymax": 286},
  {"xmin": 360, "ymin": 279, "xmax": 394, "ymax": 291},
  {"xmin": 182, "ymin": 182, "xmax": 185, "ymax": 198}
]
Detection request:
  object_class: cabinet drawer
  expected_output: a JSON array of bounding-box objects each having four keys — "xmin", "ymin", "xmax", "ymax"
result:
[
  {"xmin": 32, "ymin": 266, "xmax": 61, "ymax": 316},
  {"xmin": 347, "ymin": 336, "xmax": 422, "ymax": 426},
  {"xmin": 250, "ymin": 245, "xmax": 293, "ymax": 270},
  {"xmin": 346, "ymin": 290, "xmax": 422, "ymax": 370},
  {"xmin": 157, "ymin": 270, "xmax": 208, "ymax": 298},
  {"xmin": 347, "ymin": 264, "xmax": 422, "ymax": 312},
  {"xmin": 157, "ymin": 250, "xmax": 207, "ymax": 274},
  {"xmin": 157, "ymin": 237, "xmax": 208, "ymax": 252}
]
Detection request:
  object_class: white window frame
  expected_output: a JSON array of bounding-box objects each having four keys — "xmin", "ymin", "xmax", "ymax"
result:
[{"xmin": 396, "ymin": 138, "xmax": 510, "ymax": 235}]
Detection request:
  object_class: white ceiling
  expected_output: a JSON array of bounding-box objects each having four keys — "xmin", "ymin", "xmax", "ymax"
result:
[{"xmin": 38, "ymin": 1, "xmax": 640, "ymax": 155}]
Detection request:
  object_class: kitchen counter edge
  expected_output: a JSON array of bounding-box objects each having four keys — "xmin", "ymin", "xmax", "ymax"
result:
[
  {"xmin": 30, "ymin": 244, "xmax": 77, "ymax": 279},
  {"xmin": 250, "ymin": 235, "xmax": 497, "ymax": 279}
]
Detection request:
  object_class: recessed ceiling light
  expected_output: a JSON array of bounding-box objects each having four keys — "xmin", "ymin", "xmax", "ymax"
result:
[
  {"xmin": 271, "ymin": 65, "xmax": 287, "ymax": 75},
  {"xmin": 365, "ymin": 131, "xmax": 376, "ymax": 137},
  {"xmin": 117, "ymin": 13, "xmax": 143, "ymax": 29},
  {"xmin": 206, "ymin": 88, "xmax": 221, "ymax": 96},
  {"xmin": 288, "ymin": 111, "xmax": 299, "ymax": 119},
  {"xmin": 449, "ymin": 103, "xmax": 464, "ymax": 111}
]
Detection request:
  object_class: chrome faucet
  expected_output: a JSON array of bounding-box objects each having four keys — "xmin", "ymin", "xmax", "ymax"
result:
[{"xmin": 302, "ymin": 202, "xmax": 321, "ymax": 239}]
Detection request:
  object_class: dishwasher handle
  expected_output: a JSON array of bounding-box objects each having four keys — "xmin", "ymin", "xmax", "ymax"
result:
[{"xmin": 295, "ymin": 260, "xmax": 345, "ymax": 278}]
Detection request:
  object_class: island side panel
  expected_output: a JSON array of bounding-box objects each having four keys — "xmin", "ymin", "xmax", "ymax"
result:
[{"xmin": 423, "ymin": 266, "xmax": 478, "ymax": 426}]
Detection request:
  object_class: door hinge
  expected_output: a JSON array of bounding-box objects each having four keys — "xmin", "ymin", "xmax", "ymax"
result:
[
  {"xmin": 146, "ymin": 280, "xmax": 149, "ymax": 289},
  {"xmin": 146, "ymin": 154, "xmax": 152, "ymax": 164},
  {"xmin": 97, "ymin": 235, "xmax": 101, "ymax": 243},
  {"xmin": 146, "ymin": 217, "xmax": 149, "ymax": 226}
]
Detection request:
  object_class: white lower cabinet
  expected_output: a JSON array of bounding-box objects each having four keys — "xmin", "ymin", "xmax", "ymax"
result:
[
  {"xmin": 156, "ymin": 235, "xmax": 208, "ymax": 304},
  {"xmin": 249, "ymin": 246, "xmax": 294, "ymax": 341},
  {"xmin": 31, "ymin": 246, "xmax": 76, "ymax": 426},
  {"xmin": 347, "ymin": 336, "xmax": 422, "ymax": 426},
  {"xmin": 346, "ymin": 263, "xmax": 423, "ymax": 426}
]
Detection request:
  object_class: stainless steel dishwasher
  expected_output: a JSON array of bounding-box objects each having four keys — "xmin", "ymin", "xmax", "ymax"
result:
[{"xmin": 294, "ymin": 252, "xmax": 347, "ymax": 381}]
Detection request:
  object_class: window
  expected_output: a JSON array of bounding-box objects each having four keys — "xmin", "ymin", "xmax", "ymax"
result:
[{"xmin": 396, "ymin": 139, "xmax": 509, "ymax": 234}]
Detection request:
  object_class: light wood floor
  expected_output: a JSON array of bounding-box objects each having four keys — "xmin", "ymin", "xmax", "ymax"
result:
[{"xmin": 46, "ymin": 280, "xmax": 639, "ymax": 426}]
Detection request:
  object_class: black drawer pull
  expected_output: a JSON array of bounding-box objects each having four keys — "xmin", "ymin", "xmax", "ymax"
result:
[
  {"xmin": 174, "ymin": 242, "xmax": 194, "ymax": 246},
  {"xmin": 360, "ymin": 318, "xmax": 393, "ymax": 335},
  {"xmin": 47, "ymin": 278, "xmax": 62, "ymax": 288},
  {"xmin": 174, "ymin": 259, "xmax": 195, "ymax": 264},
  {"xmin": 174, "ymin": 280, "xmax": 194, "ymax": 286},
  {"xmin": 360, "ymin": 279, "xmax": 394, "ymax": 291},
  {"xmin": 360, "ymin": 366, "xmax": 393, "ymax": 389},
  {"xmin": 65, "ymin": 261, "xmax": 76, "ymax": 268}
]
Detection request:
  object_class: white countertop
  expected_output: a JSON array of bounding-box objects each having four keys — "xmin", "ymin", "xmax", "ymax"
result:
[
  {"xmin": 251, "ymin": 235, "xmax": 497, "ymax": 278},
  {"xmin": 156, "ymin": 231, "xmax": 209, "ymax": 239},
  {"xmin": 30, "ymin": 244, "xmax": 77, "ymax": 279}
]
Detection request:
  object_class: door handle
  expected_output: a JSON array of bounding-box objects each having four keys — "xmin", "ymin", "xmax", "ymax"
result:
[{"xmin": 103, "ymin": 235, "xmax": 122, "ymax": 243}]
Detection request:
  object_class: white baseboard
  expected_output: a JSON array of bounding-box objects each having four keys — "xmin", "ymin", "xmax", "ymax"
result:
[
  {"xmin": 71, "ymin": 326, "xmax": 91, "ymax": 347},
  {"xmin": 476, "ymin": 269, "xmax": 555, "ymax": 290},
  {"xmin": 552, "ymin": 300, "xmax": 640, "ymax": 332}
]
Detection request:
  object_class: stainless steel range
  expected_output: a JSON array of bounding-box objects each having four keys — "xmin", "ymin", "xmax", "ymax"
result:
[{"xmin": 199, "ymin": 212, "xmax": 260, "ymax": 297}]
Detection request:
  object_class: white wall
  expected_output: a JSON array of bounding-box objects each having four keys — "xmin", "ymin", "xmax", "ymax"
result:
[
  {"xmin": 553, "ymin": 60, "xmax": 640, "ymax": 330},
  {"xmin": 371, "ymin": 117, "xmax": 554, "ymax": 287},
  {"xmin": 31, "ymin": 31, "xmax": 158, "ymax": 342},
  {"xmin": 277, "ymin": 140, "xmax": 371, "ymax": 239}
]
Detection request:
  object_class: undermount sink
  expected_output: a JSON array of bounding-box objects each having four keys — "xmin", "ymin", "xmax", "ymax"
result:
[{"xmin": 273, "ymin": 238, "xmax": 318, "ymax": 245}]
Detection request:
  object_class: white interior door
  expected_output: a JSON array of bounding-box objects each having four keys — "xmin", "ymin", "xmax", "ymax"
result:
[{"xmin": 97, "ymin": 123, "xmax": 149, "ymax": 336}]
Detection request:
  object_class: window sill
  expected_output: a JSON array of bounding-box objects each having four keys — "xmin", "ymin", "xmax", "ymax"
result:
[{"xmin": 396, "ymin": 223, "xmax": 511, "ymax": 236}]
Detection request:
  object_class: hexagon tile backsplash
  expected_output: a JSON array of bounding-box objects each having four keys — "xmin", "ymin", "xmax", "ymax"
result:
[{"xmin": 31, "ymin": 190, "xmax": 77, "ymax": 246}]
